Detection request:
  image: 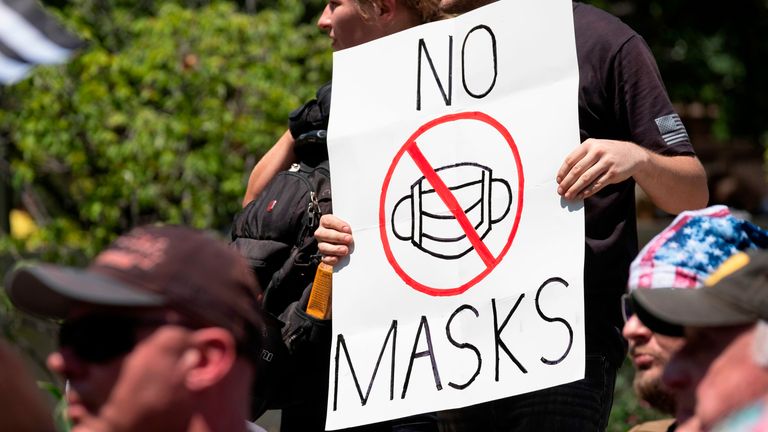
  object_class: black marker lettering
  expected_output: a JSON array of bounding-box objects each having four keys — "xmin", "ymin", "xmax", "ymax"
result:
[
  {"xmin": 536, "ymin": 277, "xmax": 573, "ymax": 365},
  {"xmin": 333, "ymin": 320, "xmax": 398, "ymax": 410},
  {"xmin": 401, "ymin": 315, "xmax": 443, "ymax": 399},
  {"xmin": 446, "ymin": 304, "xmax": 482, "ymax": 390},
  {"xmin": 461, "ymin": 24, "xmax": 497, "ymax": 99},
  {"xmin": 492, "ymin": 295, "xmax": 527, "ymax": 380},
  {"xmin": 416, "ymin": 37, "xmax": 453, "ymax": 110}
]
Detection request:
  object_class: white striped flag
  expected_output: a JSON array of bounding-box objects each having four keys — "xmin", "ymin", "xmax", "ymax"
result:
[{"xmin": 0, "ymin": 0, "xmax": 82, "ymax": 84}]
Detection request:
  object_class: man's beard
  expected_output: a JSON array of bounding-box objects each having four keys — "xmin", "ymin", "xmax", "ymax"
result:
[{"xmin": 634, "ymin": 375, "xmax": 676, "ymax": 415}]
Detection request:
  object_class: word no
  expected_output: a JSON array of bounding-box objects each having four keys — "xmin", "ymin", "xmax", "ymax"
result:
[{"xmin": 416, "ymin": 24, "xmax": 498, "ymax": 111}]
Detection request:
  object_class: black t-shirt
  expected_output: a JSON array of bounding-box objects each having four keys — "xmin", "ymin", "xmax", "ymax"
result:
[{"xmin": 573, "ymin": 2, "xmax": 696, "ymax": 353}]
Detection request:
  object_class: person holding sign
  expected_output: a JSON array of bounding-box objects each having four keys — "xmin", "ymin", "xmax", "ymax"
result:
[{"xmin": 316, "ymin": 1, "xmax": 708, "ymax": 431}]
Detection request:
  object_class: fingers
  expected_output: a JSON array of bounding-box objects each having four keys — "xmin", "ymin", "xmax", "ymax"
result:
[
  {"xmin": 321, "ymin": 255, "xmax": 340, "ymax": 266},
  {"xmin": 557, "ymin": 143, "xmax": 605, "ymax": 200},
  {"xmin": 558, "ymin": 139, "xmax": 648, "ymax": 200},
  {"xmin": 315, "ymin": 215, "xmax": 353, "ymax": 245},
  {"xmin": 317, "ymin": 240, "xmax": 351, "ymax": 260},
  {"xmin": 568, "ymin": 162, "xmax": 608, "ymax": 200},
  {"xmin": 315, "ymin": 214, "xmax": 354, "ymax": 264},
  {"xmin": 556, "ymin": 144, "xmax": 588, "ymax": 185},
  {"xmin": 320, "ymin": 214, "xmax": 352, "ymax": 235}
]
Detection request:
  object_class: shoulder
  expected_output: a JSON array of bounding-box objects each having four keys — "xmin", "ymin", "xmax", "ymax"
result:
[{"xmin": 572, "ymin": 2, "xmax": 639, "ymax": 57}]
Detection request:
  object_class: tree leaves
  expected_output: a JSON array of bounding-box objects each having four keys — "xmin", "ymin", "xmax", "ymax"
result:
[{"xmin": 1, "ymin": 0, "xmax": 332, "ymax": 260}]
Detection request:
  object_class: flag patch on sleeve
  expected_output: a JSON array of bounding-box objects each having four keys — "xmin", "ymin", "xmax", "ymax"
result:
[{"xmin": 655, "ymin": 113, "xmax": 690, "ymax": 146}]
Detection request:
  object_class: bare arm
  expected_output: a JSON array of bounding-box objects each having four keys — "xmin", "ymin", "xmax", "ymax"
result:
[
  {"xmin": 556, "ymin": 138, "xmax": 708, "ymax": 214},
  {"xmin": 633, "ymin": 151, "xmax": 708, "ymax": 214},
  {"xmin": 242, "ymin": 130, "xmax": 297, "ymax": 207}
]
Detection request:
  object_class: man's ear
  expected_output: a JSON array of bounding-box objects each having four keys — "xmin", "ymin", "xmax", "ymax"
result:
[{"xmin": 183, "ymin": 328, "xmax": 238, "ymax": 391}]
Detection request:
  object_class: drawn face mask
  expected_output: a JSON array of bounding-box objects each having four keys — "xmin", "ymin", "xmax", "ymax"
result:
[{"xmin": 391, "ymin": 162, "xmax": 512, "ymax": 259}]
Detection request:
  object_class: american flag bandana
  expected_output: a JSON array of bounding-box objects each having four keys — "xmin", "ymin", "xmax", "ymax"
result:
[{"xmin": 628, "ymin": 205, "xmax": 768, "ymax": 291}]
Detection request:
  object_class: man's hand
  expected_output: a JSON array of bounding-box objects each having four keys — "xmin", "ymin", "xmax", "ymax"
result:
[
  {"xmin": 556, "ymin": 138, "xmax": 708, "ymax": 214},
  {"xmin": 556, "ymin": 138, "xmax": 649, "ymax": 201},
  {"xmin": 315, "ymin": 214, "xmax": 354, "ymax": 266}
]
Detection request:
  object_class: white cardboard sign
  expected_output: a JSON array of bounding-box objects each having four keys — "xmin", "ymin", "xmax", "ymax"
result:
[{"xmin": 325, "ymin": 0, "xmax": 584, "ymax": 428}]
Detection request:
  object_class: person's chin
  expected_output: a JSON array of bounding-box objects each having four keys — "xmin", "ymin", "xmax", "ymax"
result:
[{"xmin": 633, "ymin": 365, "xmax": 661, "ymax": 389}]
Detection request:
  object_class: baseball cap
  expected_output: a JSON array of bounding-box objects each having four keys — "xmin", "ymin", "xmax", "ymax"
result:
[
  {"xmin": 626, "ymin": 205, "xmax": 768, "ymax": 335},
  {"xmin": 628, "ymin": 205, "xmax": 768, "ymax": 291},
  {"xmin": 4, "ymin": 225, "xmax": 264, "ymax": 349},
  {"xmin": 632, "ymin": 250, "xmax": 768, "ymax": 335}
]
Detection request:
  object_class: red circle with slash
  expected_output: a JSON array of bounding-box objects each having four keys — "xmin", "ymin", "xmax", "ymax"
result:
[{"xmin": 379, "ymin": 111, "xmax": 524, "ymax": 296}]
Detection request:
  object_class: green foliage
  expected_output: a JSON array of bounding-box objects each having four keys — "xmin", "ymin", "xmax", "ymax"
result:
[
  {"xmin": 1, "ymin": 4, "xmax": 331, "ymax": 426},
  {"xmin": 38, "ymin": 380, "xmax": 71, "ymax": 432},
  {"xmin": 587, "ymin": 0, "xmax": 768, "ymax": 144},
  {"xmin": 0, "ymin": 288, "xmax": 57, "ymax": 379},
  {"xmin": 0, "ymin": 0, "xmax": 331, "ymax": 260}
]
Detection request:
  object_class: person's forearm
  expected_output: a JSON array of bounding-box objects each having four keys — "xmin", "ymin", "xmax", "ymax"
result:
[
  {"xmin": 635, "ymin": 152, "xmax": 708, "ymax": 215},
  {"xmin": 242, "ymin": 130, "xmax": 297, "ymax": 207}
]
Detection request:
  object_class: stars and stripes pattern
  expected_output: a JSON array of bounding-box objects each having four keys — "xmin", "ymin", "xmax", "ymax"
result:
[
  {"xmin": 628, "ymin": 205, "xmax": 768, "ymax": 291},
  {"xmin": 0, "ymin": 0, "xmax": 82, "ymax": 85},
  {"xmin": 655, "ymin": 113, "xmax": 690, "ymax": 146}
]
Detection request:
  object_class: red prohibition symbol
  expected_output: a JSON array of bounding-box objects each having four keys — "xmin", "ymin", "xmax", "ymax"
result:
[{"xmin": 379, "ymin": 111, "xmax": 525, "ymax": 297}]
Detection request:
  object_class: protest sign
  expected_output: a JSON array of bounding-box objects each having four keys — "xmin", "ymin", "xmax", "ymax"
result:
[{"xmin": 326, "ymin": 0, "xmax": 583, "ymax": 428}]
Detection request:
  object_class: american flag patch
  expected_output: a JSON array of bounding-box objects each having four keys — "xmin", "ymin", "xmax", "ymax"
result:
[{"xmin": 655, "ymin": 113, "xmax": 690, "ymax": 146}]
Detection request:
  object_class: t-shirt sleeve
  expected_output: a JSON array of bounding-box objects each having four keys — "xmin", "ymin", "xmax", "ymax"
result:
[{"xmin": 612, "ymin": 35, "xmax": 696, "ymax": 156}]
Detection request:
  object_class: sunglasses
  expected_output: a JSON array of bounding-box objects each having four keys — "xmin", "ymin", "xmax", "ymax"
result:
[
  {"xmin": 621, "ymin": 293, "xmax": 634, "ymax": 323},
  {"xmin": 58, "ymin": 314, "xmax": 191, "ymax": 363}
]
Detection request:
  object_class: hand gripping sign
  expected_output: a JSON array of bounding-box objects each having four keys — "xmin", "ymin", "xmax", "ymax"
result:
[{"xmin": 379, "ymin": 112, "xmax": 524, "ymax": 296}]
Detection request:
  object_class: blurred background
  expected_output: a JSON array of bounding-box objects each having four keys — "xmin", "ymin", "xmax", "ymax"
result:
[{"xmin": 0, "ymin": 0, "xmax": 766, "ymax": 431}]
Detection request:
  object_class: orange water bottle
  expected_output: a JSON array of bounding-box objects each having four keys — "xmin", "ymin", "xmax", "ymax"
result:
[{"xmin": 306, "ymin": 262, "xmax": 333, "ymax": 319}]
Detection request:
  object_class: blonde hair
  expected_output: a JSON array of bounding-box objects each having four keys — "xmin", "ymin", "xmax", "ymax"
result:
[{"xmin": 356, "ymin": 0, "xmax": 445, "ymax": 24}]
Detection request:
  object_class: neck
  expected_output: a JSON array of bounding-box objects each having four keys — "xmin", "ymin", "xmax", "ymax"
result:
[
  {"xmin": 188, "ymin": 363, "xmax": 253, "ymax": 432},
  {"xmin": 390, "ymin": 10, "xmax": 422, "ymax": 33}
]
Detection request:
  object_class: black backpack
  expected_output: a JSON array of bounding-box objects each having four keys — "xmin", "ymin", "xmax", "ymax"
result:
[
  {"xmin": 230, "ymin": 83, "xmax": 334, "ymax": 423},
  {"xmin": 232, "ymin": 158, "xmax": 332, "ymax": 421},
  {"xmin": 231, "ymin": 159, "xmax": 332, "ymax": 314},
  {"xmin": 231, "ymin": 81, "xmax": 332, "ymax": 315}
]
